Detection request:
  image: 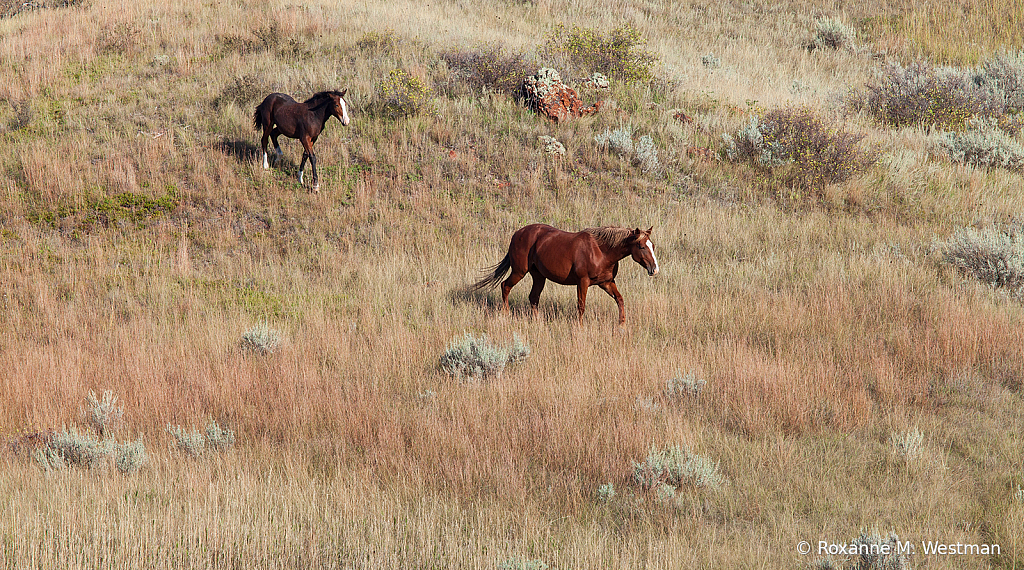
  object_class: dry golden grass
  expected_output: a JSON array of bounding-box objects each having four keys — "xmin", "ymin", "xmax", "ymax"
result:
[{"xmin": 1, "ymin": 0, "xmax": 1024, "ymax": 568}]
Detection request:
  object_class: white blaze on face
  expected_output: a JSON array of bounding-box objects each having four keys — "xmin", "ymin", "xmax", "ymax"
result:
[
  {"xmin": 339, "ymin": 96, "xmax": 351, "ymax": 125},
  {"xmin": 646, "ymin": 239, "xmax": 660, "ymax": 275}
]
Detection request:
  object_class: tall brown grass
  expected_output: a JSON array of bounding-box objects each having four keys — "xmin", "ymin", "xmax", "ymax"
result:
[{"xmin": 1, "ymin": 0, "xmax": 1023, "ymax": 568}]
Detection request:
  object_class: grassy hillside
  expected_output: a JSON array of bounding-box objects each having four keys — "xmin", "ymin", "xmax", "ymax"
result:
[{"xmin": 1, "ymin": 0, "xmax": 1023, "ymax": 568}]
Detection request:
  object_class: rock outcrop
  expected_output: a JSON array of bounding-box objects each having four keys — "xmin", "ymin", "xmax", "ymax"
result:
[{"xmin": 521, "ymin": 68, "xmax": 602, "ymax": 123}]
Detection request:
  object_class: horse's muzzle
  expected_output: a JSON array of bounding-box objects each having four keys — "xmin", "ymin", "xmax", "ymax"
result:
[{"xmin": 648, "ymin": 266, "xmax": 659, "ymax": 276}]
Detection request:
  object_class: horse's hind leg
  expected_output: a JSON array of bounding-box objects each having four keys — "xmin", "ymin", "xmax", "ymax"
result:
[
  {"xmin": 260, "ymin": 129, "xmax": 271, "ymax": 169},
  {"xmin": 500, "ymin": 270, "xmax": 526, "ymax": 313},
  {"xmin": 270, "ymin": 128, "xmax": 284, "ymax": 164}
]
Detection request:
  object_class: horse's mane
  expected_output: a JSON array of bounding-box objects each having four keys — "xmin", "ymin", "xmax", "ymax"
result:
[
  {"xmin": 303, "ymin": 91, "xmax": 345, "ymax": 109},
  {"xmin": 583, "ymin": 226, "xmax": 636, "ymax": 248}
]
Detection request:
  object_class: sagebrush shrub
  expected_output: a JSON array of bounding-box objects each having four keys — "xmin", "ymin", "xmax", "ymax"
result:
[
  {"xmin": 204, "ymin": 420, "xmax": 236, "ymax": 452},
  {"xmin": 113, "ymin": 439, "xmax": 148, "ymax": 474},
  {"xmin": 167, "ymin": 420, "xmax": 236, "ymax": 457},
  {"xmin": 847, "ymin": 531, "xmax": 912, "ymax": 570},
  {"xmin": 84, "ymin": 389, "xmax": 123, "ymax": 438},
  {"xmin": 890, "ymin": 428, "xmax": 924, "ymax": 462},
  {"xmin": 980, "ymin": 50, "xmax": 1024, "ymax": 113},
  {"xmin": 441, "ymin": 44, "xmax": 534, "ymax": 96},
  {"xmin": 49, "ymin": 427, "xmax": 110, "ymax": 469},
  {"xmin": 241, "ymin": 323, "xmax": 282, "ymax": 354},
  {"xmin": 439, "ymin": 333, "xmax": 529, "ymax": 381},
  {"xmin": 595, "ymin": 482, "xmax": 616, "ymax": 502},
  {"xmin": 941, "ymin": 224, "xmax": 1024, "ymax": 289},
  {"xmin": 167, "ymin": 424, "xmax": 206, "ymax": 457},
  {"xmin": 498, "ymin": 558, "xmax": 549, "ymax": 570},
  {"xmin": 935, "ymin": 116, "xmax": 1024, "ymax": 171},
  {"xmin": 595, "ymin": 127, "xmax": 660, "ymax": 172},
  {"xmin": 701, "ymin": 53, "xmax": 721, "ymax": 69},
  {"xmin": 543, "ymin": 24, "xmax": 656, "ymax": 84},
  {"xmin": 635, "ymin": 134, "xmax": 659, "ymax": 172},
  {"xmin": 595, "ymin": 126, "xmax": 634, "ymax": 155},
  {"xmin": 374, "ymin": 68, "xmax": 433, "ymax": 118},
  {"xmin": 807, "ymin": 17, "xmax": 856, "ymax": 51},
  {"xmin": 666, "ymin": 372, "xmax": 706, "ymax": 399},
  {"xmin": 632, "ymin": 444, "xmax": 723, "ymax": 493}
]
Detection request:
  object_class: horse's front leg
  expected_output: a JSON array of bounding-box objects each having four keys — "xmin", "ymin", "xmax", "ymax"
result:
[
  {"xmin": 598, "ymin": 281, "xmax": 625, "ymax": 326},
  {"xmin": 576, "ymin": 278, "xmax": 590, "ymax": 323},
  {"xmin": 298, "ymin": 152, "xmax": 308, "ymax": 186},
  {"xmin": 299, "ymin": 136, "xmax": 318, "ymax": 191},
  {"xmin": 308, "ymin": 152, "xmax": 318, "ymax": 192}
]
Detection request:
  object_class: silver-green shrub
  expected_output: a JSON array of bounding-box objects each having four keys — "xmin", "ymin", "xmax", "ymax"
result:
[
  {"xmin": 701, "ymin": 53, "xmax": 721, "ymax": 69},
  {"xmin": 632, "ymin": 444, "xmax": 723, "ymax": 493},
  {"xmin": 635, "ymin": 135, "xmax": 659, "ymax": 172},
  {"xmin": 84, "ymin": 389, "xmax": 123, "ymax": 438},
  {"xmin": 941, "ymin": 225, "xmax": 1024, "ymax": 289},
  {"xmin": 49, "ymin": 427, "xmax": 111, "ymax": 469},
  {"xmin": 507, "ymin": 333, "xmax": 531, "ymax": 365},
  {"xmin": 168, "ymin": 420, "xmax": 236, "ymax": 457},
  {"xmin": 595, "ymin": 482, "xmax": 616, "ymax": 502},
  {"xmin": 848, "ymin": 531, "xmax": 912, "ymax": 570},
  {"xmin": 980, "ymin": 50, "xmax": 1024, "ymax": 113},
  {"xmin": 204, "ymin": 420, "xmax": 236, "ymax": 452},
  {"xmin": 113, "ymin": 439, "xmax": 148, "ymax": 474},
  {"xmin": 595, "ymin": 126, "xmax": 635, "ymax": 155},
  {"xmin": 241, "ymin": 323, "xmax": 282, "ymax": 354},
  {"xmin": 440, "ymin": 333, "xmax": 529, "ymax": 381},
  {"xmin": 666, "ymin": 371, "xmax": 706, "ymax": 399},
  {"xmin": 722, "ymin": 116, "xmax": 788, "ymax": 167},
  {"xmin": 595, "ymin": 127, "xmax": 659, "ymax": 172},
  {"xmin": 890, "ymin": 428, "xmax": 924, "ymax": 462},
  {"xmin": 32, "ymin": 447, "xmax": 66, "ymax": 473},
  {"xmin": 935, "ymin": 116, "xmax": 1024, "ymax": 171},
  {"xmin": 807, "ymin": 17, "xmax": 857, "ymax": 51},
  {"xmin": 167, "ymin": 424, "xmax": 206, "ymax": 457},
  {"xmin": 497, "ymin": 558, "xmax": 549, "ymax": 570}
]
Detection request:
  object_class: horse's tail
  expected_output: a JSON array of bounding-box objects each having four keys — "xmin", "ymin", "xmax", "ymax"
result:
[
  {"xmin": 470, "ymin": 253, "xmax": 512, "ymax": 291},
  {"xmin": 252, "ymin": 104, "xmax": 264, "ymax": 131}
]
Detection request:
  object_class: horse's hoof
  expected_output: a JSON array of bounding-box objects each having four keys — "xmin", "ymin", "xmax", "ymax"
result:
[{"xmin": 310, "ymin": 184, "xmax": 320, "ymax": 193}]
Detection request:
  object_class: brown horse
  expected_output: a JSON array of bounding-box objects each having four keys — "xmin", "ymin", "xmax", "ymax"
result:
[
  {"xmin": 472, "ymin": 224, "xmax": 660, "ymax": 325},
  {"xmin": 253, "ymin": 90, "xmax": 350, "ymax": 191}
]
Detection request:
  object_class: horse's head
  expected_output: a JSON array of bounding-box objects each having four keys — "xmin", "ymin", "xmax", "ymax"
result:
[
  {"xmin": 331, "ymin": 89, "xmax": 351, "ymax": 126},
  {"xmin": 628, "ymin": 226, "xmax": 660, "ymax": 276}
]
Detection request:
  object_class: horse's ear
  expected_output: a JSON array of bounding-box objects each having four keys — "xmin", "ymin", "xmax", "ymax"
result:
[
  {"xmin": 340, "ymin": 89, "xmax": 348, "ymax": 97},
  {"xmin": 646, "ymin": 226, "xmax": 653, "ymax": 235}
]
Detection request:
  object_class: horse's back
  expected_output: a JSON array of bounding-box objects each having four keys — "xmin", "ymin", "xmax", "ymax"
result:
[{"xmin": 509, "ymin": 224, "xmax": 598, "ymax": 283}]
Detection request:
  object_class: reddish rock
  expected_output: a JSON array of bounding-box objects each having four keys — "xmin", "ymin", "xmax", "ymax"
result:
[{"xmin": 521, "ymin": 68, "xmax": 602, "ymax": 123}]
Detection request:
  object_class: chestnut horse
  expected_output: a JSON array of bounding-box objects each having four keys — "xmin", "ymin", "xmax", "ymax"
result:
[
  {"xmin": 472, "ymin": 224, "xmax": 660, "ymax": 325},
  {"xmin": 253, "ymin": 90, "xmax": 350, "ymax": 191}
]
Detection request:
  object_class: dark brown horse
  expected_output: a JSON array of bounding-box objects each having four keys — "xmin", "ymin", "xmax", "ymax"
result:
[
  {"xmin": 472, "ymin": 224, "xmax": 660, "ymax": 325},
  {"xmin": 253, "ymin": 90, "xmax": 350, "ymax": 191}
]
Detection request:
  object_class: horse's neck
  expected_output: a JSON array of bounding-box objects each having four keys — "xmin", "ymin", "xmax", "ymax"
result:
[
  {"xmin": 598, "ymin": 242, "xmax": 631, "ymax": 264},
  {"xmin": 304, "ymin": 99, "xmax": 332, "ymax": 127}
]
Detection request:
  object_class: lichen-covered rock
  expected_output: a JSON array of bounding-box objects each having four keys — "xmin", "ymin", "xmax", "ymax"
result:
[
  {"xmin": 583, "ymin": 72, "xmax": 610, "ymax": 89},
  {"xmin": 521, "ymin": 68, "xmax": 602, "ymax": 123},
  {"xmin": 538, "ymin": 135, "xmax": 566, "ymax": 156}
]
